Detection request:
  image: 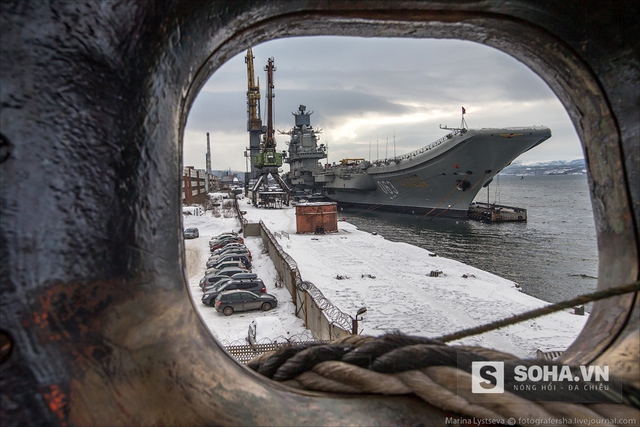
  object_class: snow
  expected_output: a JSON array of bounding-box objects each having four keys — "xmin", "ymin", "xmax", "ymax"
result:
[
  {"xmin": 247, "ymin": 317, "xmax": 290, "ymax": 345},
  {"xmin": 184, "ymin": 201, "xmax": 588, "ymax": 358},
  {"xmin": 183, "ymin": 213, "xmax": 312, "ymax": 346}
]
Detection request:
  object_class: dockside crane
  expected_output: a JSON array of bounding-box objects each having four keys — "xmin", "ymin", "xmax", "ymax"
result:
[
  {"xmin": 245, "ymin": 48, "xmax": 263, "ymax": 183},
  {"xmin": 250, "ymin": 55, "xmax": 291, "ymax": 207}
]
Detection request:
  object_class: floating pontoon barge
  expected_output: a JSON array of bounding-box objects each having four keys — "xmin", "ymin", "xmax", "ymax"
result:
[{"xmin": 468, "ymin": 202, "xmax": 527, "ymax": 222}]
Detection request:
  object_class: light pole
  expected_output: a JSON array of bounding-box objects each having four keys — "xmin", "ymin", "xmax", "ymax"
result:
[{"xmin": 351, "ymin": 307, "xmax": 367, "ymax": 335}]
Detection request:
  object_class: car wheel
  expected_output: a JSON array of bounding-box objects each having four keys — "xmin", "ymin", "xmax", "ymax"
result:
[
  {"xmin": 261, "ymin": 303, "xmax": 272, "ymax": 311},
  {"xmin": 222, "ymin": 306, "xmax": 233, "ymax": 316}
]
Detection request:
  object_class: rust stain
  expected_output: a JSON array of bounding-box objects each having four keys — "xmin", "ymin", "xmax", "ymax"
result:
[
  {"xmin": 42, "ymin": 384, "xmax": 68, "ymax": 426},
  {"xmin": 27, "ymin": 280, "xmax": 121, "ymax": 346}
]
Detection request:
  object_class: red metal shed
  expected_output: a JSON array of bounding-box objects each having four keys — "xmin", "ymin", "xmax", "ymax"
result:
[{"xmin": 295, "ymin": 202, "xmax": 338, "ymax": 234}]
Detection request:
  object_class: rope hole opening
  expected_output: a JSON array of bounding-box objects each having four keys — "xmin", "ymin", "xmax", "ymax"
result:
[{"xmin": 183, "ymin": 30, "xmax": 620, "ymax": 374}]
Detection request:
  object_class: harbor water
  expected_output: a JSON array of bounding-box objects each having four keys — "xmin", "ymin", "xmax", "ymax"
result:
[{"xmin": 340, "ymin": 174, "xmax": 598, "ymax": 305}]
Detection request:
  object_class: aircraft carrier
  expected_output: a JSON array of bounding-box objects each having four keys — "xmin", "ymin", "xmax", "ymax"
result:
[{"xmin": 281, "ymin": 105, "xmax": 551, "ymax": 217}]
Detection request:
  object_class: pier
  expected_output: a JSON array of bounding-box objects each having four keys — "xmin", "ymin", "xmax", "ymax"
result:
[
  {"xmin": 204, "ymin": 200, "xmax": 587, "ymax": 358},
  {"xmin": 468, "ymin": 201, "xmax": 527, "ymax": 222}
]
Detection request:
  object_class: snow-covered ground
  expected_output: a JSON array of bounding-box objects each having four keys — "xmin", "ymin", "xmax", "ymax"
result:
[
  {"xmin": 183, "ymin": 209, "xmax": 312, "ymax": 346},
  {"xmin": 184, "ymin": 199, "xmax": 588, "ymax": 358}
]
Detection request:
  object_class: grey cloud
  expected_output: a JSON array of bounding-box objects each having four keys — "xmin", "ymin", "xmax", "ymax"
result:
[{"xmin": 184, "ymin": 36, "xmax": 582, "ymax": 170}]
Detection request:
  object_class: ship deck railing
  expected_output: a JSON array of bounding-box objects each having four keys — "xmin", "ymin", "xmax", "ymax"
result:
[
  {"xmin": 288, "ymin": 149, "xmax": 327, "ymax": 159},
  {"xmin": 368, "ymin": 128, "xmax": 467, "ymax": 167}
]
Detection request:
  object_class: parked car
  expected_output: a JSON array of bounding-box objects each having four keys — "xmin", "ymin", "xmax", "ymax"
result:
[
  {"xmin": 208, "ymin": 236, "xmax": 238, "ymax": 247},
  {"xmin": 208, "ymin": 238, "xmax": 237, "ymax": 248},
  {"xmin": 202, "ymin": 276, "xmax": 230, "ymax": 290},
  {"xmin": 206, "ymin": 254, "xmax": 252, "ymax": 270},
  {"xmin": 210, "ymin": 233, "xmax": 243, "ymax": 242},
  {"xmin": 209, "ymin": 245, "xmax": 251, "ymax": 258},
  {"xmin": 212, "ymin": 232, "xmax": 237, "ymax": 239},
  {"xmin": 201, "ymin": 273, "xmax": 259, "ymax": 294},
  {"xmin": 202, "ymin": 276, "xmax": 266, "ymax": 305},
  {"xmin": 202, "ymin": 273, "xmax": 267, "ymax": 305},
  {"xmin": 199, "ymin": 267, "xmax": 250, "ymax": 289},
  {"xmin": 184, "ymin": 228, "xmax": 199, "ymax": 239},
  {"xmin": 209, "ymin": 234, "xmax": 242, "ymax": 246},
  {"xmin": 211, "ymin": 243, "xmax": 248, "ymax": 256},
  {"xmin": 205, "ymin": 260, "xmax": 248, "ymax": 276},
  {"xmin": 210, "ymin": 238, "xmax": 244, "ymax": 251},
  {"xmin": 208, "ymin": 249, "xmax": 251, "ymax": 264},
  {"xmin": 213, "ymin": 290, "xmax": 277, "ymax": 315}
]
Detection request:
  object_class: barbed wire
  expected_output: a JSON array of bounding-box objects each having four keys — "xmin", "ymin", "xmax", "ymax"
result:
[
  {"xmin": 218, "ymin": 332, "xmax": 319, "ymax": 347},
  {"xmin": 260, "ymin": 222, "xmax": 354, "ymax": 332}
]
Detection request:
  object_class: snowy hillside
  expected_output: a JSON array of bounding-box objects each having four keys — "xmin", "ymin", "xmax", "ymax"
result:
[{"xmin": 501, "ymin": 159, "xmax": 586, "ymax": 176}]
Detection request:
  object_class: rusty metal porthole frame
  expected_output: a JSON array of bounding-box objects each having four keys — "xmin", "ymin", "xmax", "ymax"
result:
[{"xmin": 1, "ymin": 1, "xmax": 637, "ymax": 426}]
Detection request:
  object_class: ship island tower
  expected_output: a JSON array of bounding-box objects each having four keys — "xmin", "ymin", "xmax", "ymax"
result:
[{"xmin": 281, "ymin": 105, "xmax": 327, "ymax": 197}]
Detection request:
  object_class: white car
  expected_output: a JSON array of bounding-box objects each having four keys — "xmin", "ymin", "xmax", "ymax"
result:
[{"xmin": 184, "ymin": 228, "xmax": 199, "ymax": 239}]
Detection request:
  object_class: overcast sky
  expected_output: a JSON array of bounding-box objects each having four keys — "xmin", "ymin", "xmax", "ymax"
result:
[{"xmin": 183, "ymin": 36, "xmax": 582, "ymax": 172}]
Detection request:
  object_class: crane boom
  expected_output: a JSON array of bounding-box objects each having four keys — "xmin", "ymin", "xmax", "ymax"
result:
[
  {"xmin": 245, "ymin": 48, "xmax": 261, "ymax": 132},
  {"xmin": 249, "ymin": 54, "xmax": 290, "ymax": 207},
  {"xmin": 264, "ymin": 57, "xmax": 276, "ymax": 150},
  {"xmin": 253, "ymin": 56, "xmax": 282, "ymax": 170}
]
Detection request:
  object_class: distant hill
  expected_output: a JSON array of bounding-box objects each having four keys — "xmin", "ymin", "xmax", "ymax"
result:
[{"xmin": 501, "ymin": 159, "xmax": 586, "ymax": 176}]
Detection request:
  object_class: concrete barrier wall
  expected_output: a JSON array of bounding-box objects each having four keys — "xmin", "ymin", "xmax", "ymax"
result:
[
  {"xmin": 243, "ymin": 222, "xmax": 261, "ymax": 237},
  {"xmin": 260, "ymin": 226, "xmax": 351, "ymax": 341},
  {"xmin": 233, "ymin": 198, "xmax": 351, "ymax": 340}
]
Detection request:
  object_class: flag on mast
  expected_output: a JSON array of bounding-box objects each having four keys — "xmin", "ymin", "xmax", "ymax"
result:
[{"xmin": 461, "ymin": 106, "xmax": 468, "ymax": 129}]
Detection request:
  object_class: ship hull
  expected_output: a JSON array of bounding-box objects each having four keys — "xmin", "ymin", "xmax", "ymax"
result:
[{"xmin": 319, "ymin": 127, "xmax": 551, "ymax": 217}]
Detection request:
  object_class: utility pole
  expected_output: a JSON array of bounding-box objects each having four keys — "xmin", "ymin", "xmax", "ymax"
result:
[{"xmin": 205, "ymin": 132, "xmax": 211, "ymax": 191}]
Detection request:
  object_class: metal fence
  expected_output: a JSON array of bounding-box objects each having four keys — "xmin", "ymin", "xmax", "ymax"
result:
[
  {"xmin": 259, "ymin": 221, "xmax": 352, "ymax": 340},
  {"xmin": 225, "ymin": 341, "xmax": 328, "ymax": 365},
  {"xmin": 233, "ymin": 198, "xmax": 353, "ymax": 340}
]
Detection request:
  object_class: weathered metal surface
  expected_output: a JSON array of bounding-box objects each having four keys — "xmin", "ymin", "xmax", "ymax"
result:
[
  {"xmin": 295, "ymin": 203, "xmax": 338, "ymax": 233},
  {"xmin": 468, "ymin": 202, "xmax": 527, "ymax": 222},
  {"xmin": 1, "ymin": 1, "xmax": 638, "ymax": 425}
]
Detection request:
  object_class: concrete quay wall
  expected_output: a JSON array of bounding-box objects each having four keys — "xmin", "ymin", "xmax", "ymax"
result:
[{"xmin": 237, "ymin": 202, "xmax": 351, "ymax": 341}]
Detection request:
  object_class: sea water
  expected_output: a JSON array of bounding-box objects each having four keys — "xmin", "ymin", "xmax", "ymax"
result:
[{"xmin": 340, "ymin": 174, "xmax": 598, "ymax": 304}]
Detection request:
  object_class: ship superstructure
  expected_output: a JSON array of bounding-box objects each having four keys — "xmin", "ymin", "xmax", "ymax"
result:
[
  {"xmin": 281, "ymin": 105, "xmax": 327, "ymax": 192},
  {"xmin": 281, "ymin": 105, "xmax": 552, "ymax": 217}
]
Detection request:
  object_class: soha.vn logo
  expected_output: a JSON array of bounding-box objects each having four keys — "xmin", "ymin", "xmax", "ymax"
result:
[{"xmin": 471, "ymin": 361, "xmax": 609, "ymax": 394}]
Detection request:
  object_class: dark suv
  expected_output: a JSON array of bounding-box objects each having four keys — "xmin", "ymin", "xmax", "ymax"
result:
[
  {"xmin": 213, "ymin": 290, "xmax": 278, "ymax": 316},
  {"xmin": 202, "ymin": 278, "xmax": 266, "ymax": 305},
  {"xmin": 199, "ymin": 267, "xmax": 250, "ymax": 289}
]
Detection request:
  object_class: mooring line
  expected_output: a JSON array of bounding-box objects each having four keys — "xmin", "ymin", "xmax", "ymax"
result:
[
  {"xmin": 418, "ymin": 172, "xmax": 471, "ymax": 221},
  {"xmin": 434, "ymin": 280, "xmax": 640, "ymax": 343},
  {"xmin": 428, "ymin": 171, "xmax": 489, "ymax": 220},
  {"xmin": 347, "ymin": 174, "xmax": 443, "ymax": 218}
]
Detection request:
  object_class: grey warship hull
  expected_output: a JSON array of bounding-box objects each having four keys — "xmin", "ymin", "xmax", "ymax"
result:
[
  {"xmin": 282, "ymin": 106, "xmax": 551, "ymax": 218},
  {"xmin": 316, "ymin": 128, "xmax": 551, "ymax": 217}
]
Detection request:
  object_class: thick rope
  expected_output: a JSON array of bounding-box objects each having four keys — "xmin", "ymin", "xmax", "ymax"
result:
[
  {"xmin": 248, "ymin": 283, "xmax": 640, "ymax": 423},
  {"xmin": 248, "ymin": 334, "xmax": 640, "ymax": 424},
  {"xmin": 435, "ymin": 280, "xmax": 640, "ymax": 343}
]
